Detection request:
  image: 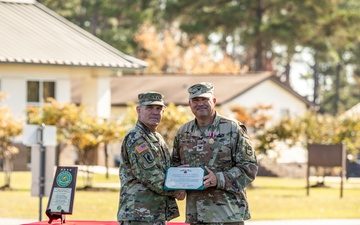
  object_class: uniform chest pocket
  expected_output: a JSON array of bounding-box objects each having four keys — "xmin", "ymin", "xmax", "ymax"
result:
[{"xmin": 214, "ymin": 144, "xmax": 232, "ymax": 167}]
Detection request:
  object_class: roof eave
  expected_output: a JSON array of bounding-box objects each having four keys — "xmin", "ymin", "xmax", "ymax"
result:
[{"xmin": 0, "ymin": 61, "xmax": 147, "ymax": 70}]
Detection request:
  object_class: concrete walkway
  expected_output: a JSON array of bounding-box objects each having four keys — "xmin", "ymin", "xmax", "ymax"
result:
[
  {"xmin": 0, "ymin": 218, "xmax": 34, "ymax": 225},
  {"xmin": 2, "ymin": 218, "xmax": 360, "ymax": 225},
  {"xmin": 247, "ymin": 219, "xmax": 360, "ymax": 225}
]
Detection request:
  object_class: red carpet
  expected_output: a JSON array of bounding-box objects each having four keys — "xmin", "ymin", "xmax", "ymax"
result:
[{"xmin": 22, "ymin": 221, "xmax": 188, "ymax": 225}]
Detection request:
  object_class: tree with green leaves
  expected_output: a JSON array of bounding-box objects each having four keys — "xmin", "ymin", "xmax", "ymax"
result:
[
  {"xmin": 163, "ymin": 1, "xmax": 330, "ymax": 73},
  {"xmin": 38, "ymin": 0, "xmax": 163, "ymax": 57},
  {"xmin": 301, "ymin": 0, "xmax": 360, "ymax": 115}
]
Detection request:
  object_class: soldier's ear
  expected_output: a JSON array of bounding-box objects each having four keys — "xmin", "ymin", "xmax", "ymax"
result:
[{"xmin": 212, "ymin": 97, "xmax": 217, "ymax": 104}]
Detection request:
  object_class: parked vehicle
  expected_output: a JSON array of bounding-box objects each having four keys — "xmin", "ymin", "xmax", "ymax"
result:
[{"xmin": 346, "ymin": 157, "xmax": 360, "ymax": 179}]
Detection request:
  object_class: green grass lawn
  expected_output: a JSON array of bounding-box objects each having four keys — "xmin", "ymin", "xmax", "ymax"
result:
[{"xmin": 0, "ymin": 171, "xmax": 359, "ymax": 221}]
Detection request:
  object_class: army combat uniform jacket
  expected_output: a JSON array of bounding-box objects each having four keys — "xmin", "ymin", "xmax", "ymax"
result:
[
  {"xmin": 172, "ymin": 113, "xmax": 258, "ymax": 224},
  {"xmin": 117, "ymin": 121, "xmax": 180, "ymax": 222}
]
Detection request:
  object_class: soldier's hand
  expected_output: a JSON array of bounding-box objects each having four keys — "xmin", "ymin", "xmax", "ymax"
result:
[
  {"xmin": 174, "ymin": 190, "xmax": 186, "ymax": 200},
  {"xmin": 204, "ymin": 166, "xmax": 217, "ymax": 188}
]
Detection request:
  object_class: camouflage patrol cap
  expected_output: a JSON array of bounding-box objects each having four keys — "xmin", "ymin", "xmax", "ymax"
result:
[
  {"xmin": 187, "ymin": 82, "xmax": 214, "ymax": 99},
  {"xmin": 138, "ymin": 91, "xmax": 166, "ymax": 107}
]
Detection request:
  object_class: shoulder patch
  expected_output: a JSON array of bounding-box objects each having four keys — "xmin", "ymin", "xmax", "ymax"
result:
[
  {"xmin": 135, "ymin": 143, "xmax": 149, "ymax": 154},
  {"xmin": 143, "ymin": 152, "xmax": 154, "ymax": 164}
]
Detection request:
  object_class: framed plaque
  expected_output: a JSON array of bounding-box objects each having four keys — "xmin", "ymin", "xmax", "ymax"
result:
[
  {"xmin": 46, "ymin": 166, "xmax": 78, "ymax": 224},
  {"xmin": 164, "ymin": 167, "xmax": 205, "ymax": 190}
]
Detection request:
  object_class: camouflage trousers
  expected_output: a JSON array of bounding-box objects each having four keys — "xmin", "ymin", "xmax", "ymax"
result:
[{"xmin": 119, "ymin": 221, "xmax": 166, "ymax": 225}]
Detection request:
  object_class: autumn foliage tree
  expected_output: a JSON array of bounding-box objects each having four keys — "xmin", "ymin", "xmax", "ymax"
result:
[
  {"xmin": 135, "ymin": 23, "xmax": 245, "ymax": 74},
  {"xmin": 231, "ymin": 104, "xmax": 274, "ymax": 154},
  {"xmin": 27, "ymin": 98, "xmax": 122, "ymax": 188},
  {"xmin": 116, "ymin": 102, "xmax": 193, "ymax": 149},
  {"xmin": 0, "ymin": 93, "xmax": 23, "ymax": 190},
  {"xmin": 233, "ymin": 104, "xmax": 360, "ymax": 157},
  {"xmin": 158, "ymin": 103, "xmax": 193, "ymax": 148}
]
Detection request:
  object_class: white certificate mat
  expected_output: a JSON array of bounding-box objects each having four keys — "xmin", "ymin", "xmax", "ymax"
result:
[
  {"xmin": 48, "ymin": 187, "xmax": 72, "ymax": 212},
  {"xmin": 164, "ymin": 167, "xmax": 205, "ymax": 190}
]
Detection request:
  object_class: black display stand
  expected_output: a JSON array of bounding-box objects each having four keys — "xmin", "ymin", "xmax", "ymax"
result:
[{"xmin": 46, "ymin": 209, "xmax": 66, "ymax": 224}]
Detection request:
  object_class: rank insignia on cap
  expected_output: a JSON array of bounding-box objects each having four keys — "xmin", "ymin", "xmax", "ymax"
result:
[{"xmin": 136, "ymin": 143, "xmax": 149, "ymax": 154}]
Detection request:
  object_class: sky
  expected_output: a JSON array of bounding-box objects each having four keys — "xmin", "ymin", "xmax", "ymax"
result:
[
  {"xmin": 290, "ymin": 61, "xmax": 313, "ymax": 98},
  {"xmin": 289, "ymin": 50, "xmax": 314, "ymax": 100}
]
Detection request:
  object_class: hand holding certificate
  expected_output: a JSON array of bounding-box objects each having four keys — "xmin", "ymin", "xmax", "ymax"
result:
[{"xmin": 164, "ymin": 167, "xmax": 205, "ymax": 190}]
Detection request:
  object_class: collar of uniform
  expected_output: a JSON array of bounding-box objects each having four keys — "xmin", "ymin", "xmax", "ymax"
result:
[
  {"xmin": 136, "ymin": 120, "xmax": 152, "ymax": 133},
  {"xmin": 192, "ymin": 112, "xmax": 221, "ymax": 136}
]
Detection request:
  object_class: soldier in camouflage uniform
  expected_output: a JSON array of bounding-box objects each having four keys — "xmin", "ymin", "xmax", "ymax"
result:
[
  {"xmin": 172, "ymin": 83, "xmax": 258, "ymax": 225},
  {"xmin": 117, "ymin": 92, "xmax": 185, "ymax": 225}
]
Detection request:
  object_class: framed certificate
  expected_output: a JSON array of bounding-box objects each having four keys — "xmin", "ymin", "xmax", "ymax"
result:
[{"xmin": 164, "ymin": 167, "xmax": 205, "ymax": 190}]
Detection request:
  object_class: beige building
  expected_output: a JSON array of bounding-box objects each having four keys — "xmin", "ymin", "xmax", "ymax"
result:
[{"xmin": 0, "ymin": 0, "xmax": 146, "ymax": 171}]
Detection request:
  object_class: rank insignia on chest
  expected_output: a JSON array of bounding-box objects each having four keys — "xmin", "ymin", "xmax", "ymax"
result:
[{"xmin": 136, "ymin": 143, "xmax": 149, "ymax": 154}]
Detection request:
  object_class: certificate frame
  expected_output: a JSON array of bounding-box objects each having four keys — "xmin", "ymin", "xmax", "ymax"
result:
[{"xmin": 164, "ymin": 167, "xmax": 205, "ymax": 190}]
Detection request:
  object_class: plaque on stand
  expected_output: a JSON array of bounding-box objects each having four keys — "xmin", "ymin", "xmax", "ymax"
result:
[{"xmin": 46, "ymin": 166, "xmax": 78, "ymax": 224}]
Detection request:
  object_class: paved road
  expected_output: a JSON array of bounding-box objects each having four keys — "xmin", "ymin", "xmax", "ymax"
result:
[{"xmin": 2, "ymin": 218, "xmax": 360, "ymax": 225}]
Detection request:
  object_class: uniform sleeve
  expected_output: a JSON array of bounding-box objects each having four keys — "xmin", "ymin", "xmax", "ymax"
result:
[
  {"xmin": 123, "ymin": 133, "xmax": 175, "ymax": 196},
  {"xmin": 215, "ymin": 123, "xmax": 258, "ymax": 193},
  {"xmin": 171, "ymin": 132, "xmax": 181, "ymax": 167}
]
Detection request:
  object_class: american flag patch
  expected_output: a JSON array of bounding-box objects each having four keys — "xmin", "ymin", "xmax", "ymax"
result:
[{"xmin": 135, "ymin": 143, "xmax": 149, "ymax": 153}]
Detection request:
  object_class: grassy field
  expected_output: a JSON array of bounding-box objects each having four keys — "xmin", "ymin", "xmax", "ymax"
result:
[{"xmin": 0, "ymin": 171, "xmax": 359, "ymax": 221}]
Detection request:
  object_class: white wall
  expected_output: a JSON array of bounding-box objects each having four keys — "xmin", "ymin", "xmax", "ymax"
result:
[
  {"xmin": 0, "ymin": 64, "xmax": 113, "ymax": 119},
  {"xmin": 56, "ymin": 78, "xmax": 71, "ymax": 103},
  {"xmin": 81, "ymin": 76, "xmax": 111, "ymax": 119},
  {"xmin": 224, "ymin": 80, "xmax": 307, "ymax": 122},
  {"xmin": 1, "ymin": 77, "xmax": 27, "ymax": 117}
]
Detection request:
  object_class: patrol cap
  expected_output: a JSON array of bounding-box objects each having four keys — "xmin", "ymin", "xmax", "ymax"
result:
[
  {"xmin": 138, "ymin": 91, "xmax": 166, "ymax": 107},
  {"xmin": 187, "ymin": 82, "xmax": 214, "ymax": 99}
]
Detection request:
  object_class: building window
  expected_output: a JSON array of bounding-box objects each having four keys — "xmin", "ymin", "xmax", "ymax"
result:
[{"xmin": 27, "ymin": 80, "xmax": 56, "ymax": 105}]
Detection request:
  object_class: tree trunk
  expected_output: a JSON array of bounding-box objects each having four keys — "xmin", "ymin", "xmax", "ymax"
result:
[
  {"xmin": 254, "ymin": 0, "xmax": 264, "ymax": 71},
  {"xmin": 313, "ymin": 52, "xmax": 319, "ymax": 106},
  {"xmin": 334, "ymin": 62, "xmax": 341, "ymax": 115},
  {"xmin": 1, "ymin": 156, "xmax": 13, "ymax": 190},
  {"xmin": 105, "ymin": 142, "xmax": 109, "ymax": 179}
]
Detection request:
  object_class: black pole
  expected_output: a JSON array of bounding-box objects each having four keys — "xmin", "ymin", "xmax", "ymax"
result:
[{"xmin": 38, "ymin": 124, "xmax": 46, "ymax": 221}]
